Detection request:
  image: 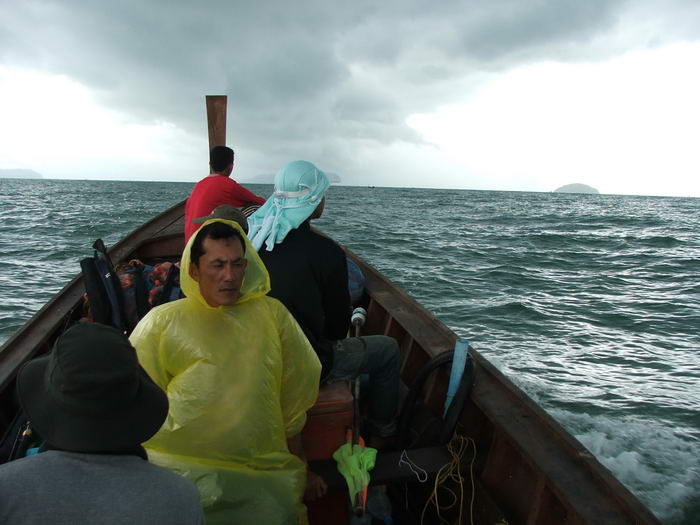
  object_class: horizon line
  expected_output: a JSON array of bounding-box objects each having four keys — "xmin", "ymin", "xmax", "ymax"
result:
[{"xmin": 1, "ymin": 176, "xmax": 698, "ymax": 199}]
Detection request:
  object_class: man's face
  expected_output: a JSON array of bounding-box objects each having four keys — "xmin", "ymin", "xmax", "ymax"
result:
[{"xmin": 190, "ymin": 236, "xmax": 247, "ymax": 307}]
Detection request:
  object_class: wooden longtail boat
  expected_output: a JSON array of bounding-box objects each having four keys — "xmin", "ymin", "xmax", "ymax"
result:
[{"xmin": 0, "ymin": 97, "xmax": 660, "ymax": 524}]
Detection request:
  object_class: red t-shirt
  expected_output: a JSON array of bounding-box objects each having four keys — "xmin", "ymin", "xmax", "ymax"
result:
[{"xmin": 184, "ymin": 175, "xmax": 266, "ymax": 241}]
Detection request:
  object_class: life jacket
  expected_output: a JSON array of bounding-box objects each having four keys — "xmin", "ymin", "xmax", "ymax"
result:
[{"xmin": 80, "ymin": 239, "xmax": 182, "ymax": 333}]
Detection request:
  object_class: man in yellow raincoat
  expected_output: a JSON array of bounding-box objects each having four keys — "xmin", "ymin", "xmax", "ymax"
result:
[{"xmin": 130, "ymin": 218, "xmax": 321, "ymax": 524}]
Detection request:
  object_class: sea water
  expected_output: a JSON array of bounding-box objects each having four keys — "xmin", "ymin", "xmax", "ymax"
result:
[{"xmin": 0, "ymin": 178, "xmax": 698, "ymax": 524}]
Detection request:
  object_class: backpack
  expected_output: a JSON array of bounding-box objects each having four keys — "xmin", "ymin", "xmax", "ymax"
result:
[
  {"xmin": 80, "ymin": 239, "xmax": 129, "ymax": 331},
  {"xmin": 81, "ymin": 239, "xmax": 182, "ymax": 333}
]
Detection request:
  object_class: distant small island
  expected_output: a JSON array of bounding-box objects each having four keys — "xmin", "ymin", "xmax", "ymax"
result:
[
  {"xmin": 0, "ymin": 169, "xmax": 44, "ymax": 180},
  {"xmin": 554, "ymin": 183, "xmax": 599, "ymax": 194}
]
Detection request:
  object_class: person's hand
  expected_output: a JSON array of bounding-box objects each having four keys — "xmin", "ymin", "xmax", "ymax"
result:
[{"xmin": 304, "ymin": 471, "xmax": 328, "ymax": 501}]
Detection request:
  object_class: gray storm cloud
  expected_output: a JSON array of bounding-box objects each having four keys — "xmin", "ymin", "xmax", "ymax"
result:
[{"xmin": 1, "ymin": 0, "xmax": 699, "ymax": 179}]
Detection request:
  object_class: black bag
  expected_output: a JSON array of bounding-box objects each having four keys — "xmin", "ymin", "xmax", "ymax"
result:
[{"xmin": 80, "ymin": 239, "xmax": 128, "ymax": 331}]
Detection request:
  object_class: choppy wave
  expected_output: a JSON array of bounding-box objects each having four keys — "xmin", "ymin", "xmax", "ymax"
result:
[{"xmin": 1, "ymin": 179, "xmax": 698, "ymax": 524}]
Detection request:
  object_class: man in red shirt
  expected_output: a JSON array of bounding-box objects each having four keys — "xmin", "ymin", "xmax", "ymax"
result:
[{"xmin": 184, "ymin": 146, "xmax": 266, "ymax": 242}]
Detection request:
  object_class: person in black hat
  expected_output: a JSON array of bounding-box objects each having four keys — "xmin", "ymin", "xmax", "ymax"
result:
[{"xmin": 0, "ymin": 322, "xmax": 204, "ymax": 525}]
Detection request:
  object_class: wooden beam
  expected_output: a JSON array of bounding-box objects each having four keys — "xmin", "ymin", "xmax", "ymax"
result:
[{"xmin": 205, "ymin": 95, "xmax": 227, "ymax": 151}]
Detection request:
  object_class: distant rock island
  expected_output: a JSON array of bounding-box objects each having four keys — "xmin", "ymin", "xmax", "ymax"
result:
[
  {"xmin": 554, "ymin": 183, "xmax": 599, "ymax": 194},
  {"xmin": 243, "ymin": 171, "xmax": 341, "ymax": 184},
  {"xmin": 0, "ymin": 169, "xmax": 44, "ymax": 179}
]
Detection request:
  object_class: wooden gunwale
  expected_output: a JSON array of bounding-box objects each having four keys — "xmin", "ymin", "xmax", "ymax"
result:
[{"xmin": 344, "ymin": 245, "xmax": 660, "ymax": 524}]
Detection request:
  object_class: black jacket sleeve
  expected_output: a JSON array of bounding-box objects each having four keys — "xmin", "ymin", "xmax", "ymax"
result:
[{"xmin": 321, "ymin": 249, "xmax": 351, "ymax": 340}]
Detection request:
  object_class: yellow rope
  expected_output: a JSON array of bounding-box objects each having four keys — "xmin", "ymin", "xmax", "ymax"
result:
[{"xmin": 420, "ymin": 434, "xmax": 477, "ymax": 525}]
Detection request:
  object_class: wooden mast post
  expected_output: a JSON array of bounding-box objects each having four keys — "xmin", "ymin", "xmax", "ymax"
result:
[{"xmin": 206, "ymin": 95, "xmax": 227, "ymax": 150}]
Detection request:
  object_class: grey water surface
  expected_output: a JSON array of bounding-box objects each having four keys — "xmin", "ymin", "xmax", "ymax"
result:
[{"xmin": 1, "ymin": 178, "xmax": 698, "ymax": 524}]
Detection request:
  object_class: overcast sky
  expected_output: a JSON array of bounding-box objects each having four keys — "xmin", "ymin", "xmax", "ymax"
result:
[{"xmin": 1, "ymin": 1, "xmax": 699, "ymax": 197}]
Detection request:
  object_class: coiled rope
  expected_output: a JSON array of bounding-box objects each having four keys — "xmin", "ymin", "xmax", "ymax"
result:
[{"xmin": 420, "ymin": 434, "xmax": 477, "ymax": 525}]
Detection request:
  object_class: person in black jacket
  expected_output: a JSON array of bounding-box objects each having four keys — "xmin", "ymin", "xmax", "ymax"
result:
[{"xmin": 249, "ymin": 161, "xmax": 400, "ymax": 442}]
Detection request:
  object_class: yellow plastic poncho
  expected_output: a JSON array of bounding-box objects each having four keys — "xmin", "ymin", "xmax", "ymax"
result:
[{"xmin": 130, "ymin": 219, "xmax": 321, "ymax": 525}]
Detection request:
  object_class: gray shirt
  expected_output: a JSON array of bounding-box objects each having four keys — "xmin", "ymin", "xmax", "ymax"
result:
[{"xmin": 0, "ymin": 450, "xmax": 203, "ymax": 525}]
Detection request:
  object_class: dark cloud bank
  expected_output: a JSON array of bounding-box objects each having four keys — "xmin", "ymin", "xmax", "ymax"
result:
[{"xmin": 1, "ymin": 0, "xmax": 698, "ymax": 181}]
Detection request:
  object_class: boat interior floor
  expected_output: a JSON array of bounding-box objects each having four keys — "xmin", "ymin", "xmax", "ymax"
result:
[{"xmin": 309, "ymin": 445, "xmax": 451, "ymax": 491}]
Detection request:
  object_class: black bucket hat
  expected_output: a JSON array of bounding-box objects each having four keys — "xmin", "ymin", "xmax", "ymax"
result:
[{"xmin": 17, "ymin": 322, "xmax": 169, "ymax": 452}]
